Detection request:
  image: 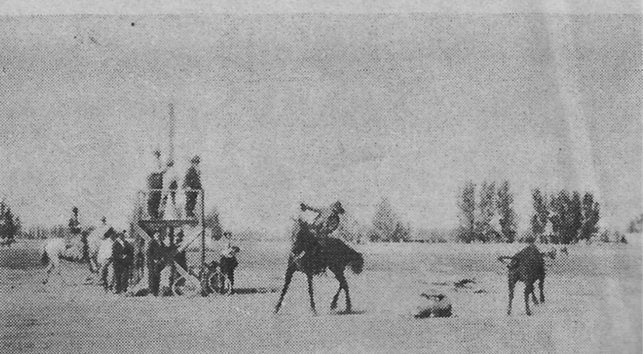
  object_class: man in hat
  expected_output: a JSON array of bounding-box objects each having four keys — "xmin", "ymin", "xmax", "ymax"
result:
[
  {"xmin": 147, "ymin": 150, "xmax": 174, "ymax": 219},
  {"xmin": 112, "ymin": 230, "xmax": 134, "ymax": 294},
  {"xmin": 68, "ymin": 207, "xmax": 81, "ymax": 236},
  {"xmin": 183, "ymin": 155, "xmax": 202, "ymax": 218},
  {"xmin": 98, "ymin": 227, "xmax": 117, "ymax": 291},
  {"xmin": 292, "ymin": 201, "xmax": 345, "ymax": 267},
  {"xmin": 300, "ymin": 201, "xmax": 345, "ymax": 239},
  {"xmin": 147, "ymin": 231, "xmax": 164, "ymax": 296},
  {"xmin": 68, "ymin": 207, "xmax": 86, "ymax": 260}
]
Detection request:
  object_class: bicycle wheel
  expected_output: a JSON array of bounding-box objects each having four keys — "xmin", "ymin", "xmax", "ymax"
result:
[{"xmin": 208, "ymin": 270, "xmax": 230, "ymax": 295}]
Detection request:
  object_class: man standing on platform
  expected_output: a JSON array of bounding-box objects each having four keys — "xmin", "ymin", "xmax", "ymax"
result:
[
  {"xmin": 183, "ymin": 155, "xmax": 202, "ymax": 218},
  {"xmin": 147, "ymin": 150, "xmax": 173, "ymax": 219}
]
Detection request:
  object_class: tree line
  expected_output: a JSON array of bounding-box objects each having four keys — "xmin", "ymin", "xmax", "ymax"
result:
[
  {"xmin": 456, "ymin": 181, "xmax": 517, "ymax": 243},
  {"xmin": 456, "ymin": 181, "xmax": 602, "ymax": 244},
  {"xmin": 530, "ymin": 188, "xmax": 600, "ymax": 244}
]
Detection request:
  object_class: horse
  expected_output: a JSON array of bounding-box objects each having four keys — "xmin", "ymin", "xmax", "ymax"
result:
[
  {"xmin": 86, "ymin": 225, "xmax": 112, "ymax": 274},
  {"xmin": 497, "ymin": 244, "xmax": 556, "ymax": 316},
  {"xmin": 41, "ymin": 238, "xmax": 67, "ymax": 284},
  {"xmin": 275, "ymin": 219, "xmax": 364, "ymax": 315}
]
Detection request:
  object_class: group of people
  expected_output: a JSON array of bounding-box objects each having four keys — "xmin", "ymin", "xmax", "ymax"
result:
[
  {"xmin": 147, "ymin": 151, "xmax": 202, "ymax": 219},
  {"xmin": 99, "ymin": 227, "xmax": 136, "ymax": 294},
  {"xmin": 68, "ymin": 211, "xmax": 137, "ymax": 294},
  {"xmin": 64, "ymin": 149, "xmax": 346, "ymax": 297}
]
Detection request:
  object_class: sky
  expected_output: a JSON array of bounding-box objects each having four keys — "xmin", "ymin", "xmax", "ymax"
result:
[{"xmin": 0, "ymin": 12, "xmax": 640, "ymax": 236}]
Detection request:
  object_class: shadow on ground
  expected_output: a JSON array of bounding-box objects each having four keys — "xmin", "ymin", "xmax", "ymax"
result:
[{"xmin": 233, "ymin": 287, "xmax": 280, "ymax": 295}]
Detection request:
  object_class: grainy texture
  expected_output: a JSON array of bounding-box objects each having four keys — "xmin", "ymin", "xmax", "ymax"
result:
[{"xmin": 0, "ymin": 6, "xmax": 641, "ymax": 354}]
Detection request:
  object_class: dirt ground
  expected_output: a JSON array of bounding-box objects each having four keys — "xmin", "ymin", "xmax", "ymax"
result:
[{"xmin": 1, "ymin": 240, "xmax": 641, "ymax": 353}]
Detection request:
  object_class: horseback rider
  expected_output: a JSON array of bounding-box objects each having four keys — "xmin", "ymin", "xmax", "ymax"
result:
[
  {"xmin": 68, "ymin": 207, "xmax": 87, "ymax": 260},
  {"xmin": 68, "ymin": 207, "xmax": 81, "ymax": 235},
  {"xmin": 292, "ymin": 201, "xmax": 345, "ymax": 267},
  {"xmin": 301, "ymin": 201, "xmax": 345, "ymax": 239}
]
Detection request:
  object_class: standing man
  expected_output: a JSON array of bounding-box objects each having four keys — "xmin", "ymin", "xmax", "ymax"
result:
[
  {"xmin": 111, "ymin": 231, "xmax": 124, "ymax": 293},
  {"xmin": 98, "ymin": 228, "xmax": 117, "ymax": 291},
  {"xmin": 113, "ymin": 231, "xmax": 134, "ymax": 294},
  {"xmin": 183, "ymin": 155, "xmax": 202, "ymax": 218},
  {"xmin": 147, "ymin": 150, "xmax": 174, "ymax": 219},
  {"xmin": 147, "ymin": 231, "xmax": 164, "ymax": 296}
]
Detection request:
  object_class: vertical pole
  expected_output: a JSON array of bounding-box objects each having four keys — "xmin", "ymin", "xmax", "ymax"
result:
[
  {"xmin": 168, "ymin": 103, "xmax": 175, "ymax": 162},
  {"xmin": 169, "ymin": 226, "xmax": 176, "ymax": 295},
  {"xmin": 200, "ymin": 189, "xmax": 207, "ymax": 296}
]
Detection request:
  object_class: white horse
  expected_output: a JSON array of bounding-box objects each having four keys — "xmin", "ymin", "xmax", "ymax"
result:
[
  {"xmin": 84, "ymin": 226, "xmax": 120, "ymax": 288},
  {"xmin": 86, "ymin": 225, "xmax": 111, "ymax": 274},
  {"xmin": 41, "ymin": 238, "xmax": 67, "ymax": 284}
]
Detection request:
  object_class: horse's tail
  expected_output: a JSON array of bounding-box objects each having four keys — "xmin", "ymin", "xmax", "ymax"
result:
[
  {"xmin": 349, "ymin": 251, "xmax": 364, "ymax": 274},
  {"xmin": 41, "ymin": 245, "xmax": 50, "ymax": 265}
]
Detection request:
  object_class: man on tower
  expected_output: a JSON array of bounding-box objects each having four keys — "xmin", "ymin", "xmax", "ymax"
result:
[
  {"xmin": 183, "ymin": 155, "xmax": 202, "ymax": 218},
  {"xmin": 147, "ymin": 150, "xmax": 173, "ymax": 219}
]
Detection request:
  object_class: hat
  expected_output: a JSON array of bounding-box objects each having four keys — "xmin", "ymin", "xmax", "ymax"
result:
[
  {"xmin": 106, "ymin": 227, "xmax": 118, "ymax": 238},
  {"xmin": 332, "ymin": 201, "xmax": 345, "ymax": 214},
  {"xmin": 191, "ymin": 155, "xmax": 201, "ymax": 164}
]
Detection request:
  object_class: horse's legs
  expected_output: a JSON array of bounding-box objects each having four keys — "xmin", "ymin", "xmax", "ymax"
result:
[
  {"xmin": 275, "ymin": 265, "xmax": 295, "ymax": 313},
  {"xmin": 332, "ymin": 271, "xmax": 351, "ymax": 313},
  {"xmin": 331, "ymin": 286, "xmax": 342, "ymax": 310},
  {"xmin": 507, "ymin": 275, "xmax": 516, "ymax": 316},
  {"xmin": 43, "ymin": 261, "xmax": 54, "ymax": 285},
  {"xmin": 524, "ymin": 282, "xmax": 534, "ymax": 316},
  {"xmin": 306, "ymin": 273, "xmax": 317, "ymax": 315},
  {"xmin": 531, "ymin": 286, "xmax": 539, "ymax": 305},
  {"xmin": 538, "ymin": 277, "xmax": 545, "ymax": 303}
]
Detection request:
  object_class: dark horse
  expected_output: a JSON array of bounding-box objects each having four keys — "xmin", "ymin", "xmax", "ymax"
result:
[{"xmin": 275, "ymin": 220, "xmax": 364, "ymax": 315}]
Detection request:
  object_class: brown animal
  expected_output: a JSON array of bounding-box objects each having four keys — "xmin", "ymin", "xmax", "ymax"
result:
[
  {"xmin": 498, "ymin": 244, "xmax": 555, "ymax": 316},
  {"xmin": 275, "ymin": 219, "xmax": 364, "ymax": 315}
]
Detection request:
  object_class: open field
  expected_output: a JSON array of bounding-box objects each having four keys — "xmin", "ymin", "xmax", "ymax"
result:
[{"xmin": 1, "ymin": 239, "xmax": 641, "ymax": 353}]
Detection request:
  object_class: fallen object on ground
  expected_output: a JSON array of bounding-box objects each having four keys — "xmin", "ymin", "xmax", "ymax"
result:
[{"xmin": 415, "ymin": 293, "xmax": 452, "ymax": 318}]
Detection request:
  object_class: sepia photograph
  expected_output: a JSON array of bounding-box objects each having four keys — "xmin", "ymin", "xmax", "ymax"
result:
[{"xmin": 0, "ymin": 1, "xmax": 641, "ymax": 353}]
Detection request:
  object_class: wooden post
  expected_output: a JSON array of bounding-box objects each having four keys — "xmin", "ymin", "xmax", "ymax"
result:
[
  {"xmin": 168, "ymin": 226, "xmax": 176, "ymax": 295},
  {"xmin": 200, "ymin": 189, "xmax": 207, "ymax": 296}
]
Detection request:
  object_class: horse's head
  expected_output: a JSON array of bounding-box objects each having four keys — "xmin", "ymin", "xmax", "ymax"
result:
[{"xmin": 293, "ymin": 218, "xmax": 313, "ymax": 239}]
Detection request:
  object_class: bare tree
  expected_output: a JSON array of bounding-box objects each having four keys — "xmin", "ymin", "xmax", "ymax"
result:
[
  {"xmin": 205, "ymin": 207, "xmax": 224, "ymax": 240},
  {"xmin": 530, "ymin": 188, "xmax": 549, "ymax": 237},
  {"xmin": 497, "ymin": 181, "xmax": 517, "ymax": 243},
  {"xmin": 457, "ymin": 181, "xmax": 476, "ymax": 243},
  {"xmin": 369, "ymin": 197, "xmax": 409, "ymax": 242},
  {"xmin": 580, "ymin": 192, "xmax": 600, "ymax": 241},
  {"xmin": 475, "ymin": 181, "xmax": 496, "ymax": 243}
]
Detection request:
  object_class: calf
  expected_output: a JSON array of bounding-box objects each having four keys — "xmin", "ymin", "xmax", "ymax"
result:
[{"xmin": 498, "ymin": 244, "xmax": 555, "ymax": 316}]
